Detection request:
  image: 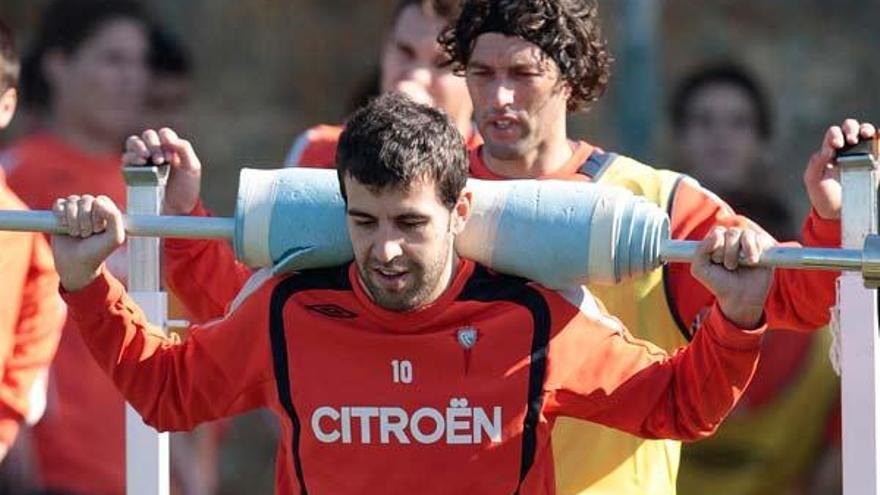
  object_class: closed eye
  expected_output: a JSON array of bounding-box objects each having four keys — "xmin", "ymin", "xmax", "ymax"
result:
[
  {"xmin": 399, "ymin": 220, "xmax": 427, "ymax": 229},
  {"xmin": 395, "ymin": 42, "xmax": 416, "ymax": 60},
  {"xmin": 353, "ymin": 218, "xmax": 377, "ymax": 227}
]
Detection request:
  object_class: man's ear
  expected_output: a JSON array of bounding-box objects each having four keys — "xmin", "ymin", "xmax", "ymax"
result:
[
  {"xmin": 0, "ymin": 87, "xmax": 17, "ymax": 129},
  {"xmin": 450, "ymin": 189, "xmax": 473, "ymax": 234}
]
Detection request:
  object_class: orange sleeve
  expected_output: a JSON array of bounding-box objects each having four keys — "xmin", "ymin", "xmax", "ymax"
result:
[
  {"xmin": 163, "ymin": 201, "xmax": 254, "ymax": 323},
  {"xmin": 544, "ymin": 290, "xmax": 764, "ymax": 441},
  {"xmin": 0, "ymin": 233, "xmax": 64, "ymax": 445},
  {"xmin": 666, "ymin": 179, "xmax": 840, "ymax": 334},
  {"xmin": 61, "ymin": 269, "xmax": 276, "ymax": 432}
]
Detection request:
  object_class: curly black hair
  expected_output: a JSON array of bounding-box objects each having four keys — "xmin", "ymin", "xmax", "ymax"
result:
[{"xmin": 439, "ymin": 0, "xmax": 612, "ymax": 112}]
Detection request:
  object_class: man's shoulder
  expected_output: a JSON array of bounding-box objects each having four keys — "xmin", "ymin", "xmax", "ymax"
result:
[
  {"xmin": 580, "ymin": 144, "xmax": 688, "ymax": 206},
  {"xmin": 228, "ymin": 264, "xmax": 353, "ymax": 314},
  {"xmin": 589, "ymin": 147, "xmax": 677, "ymax": 179},
  {"xmin": 460, "ymin": 263, "xmax": 566, "ymax": 308}
]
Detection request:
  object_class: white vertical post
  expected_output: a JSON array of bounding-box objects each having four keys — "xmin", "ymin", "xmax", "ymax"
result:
[
  {"xmin": 839, "ymin": 149, "xmax": 880, "ymax": 495},
  {"xmin": 123, "ymin": 165, "xmax": 171, "ymax": 495}
]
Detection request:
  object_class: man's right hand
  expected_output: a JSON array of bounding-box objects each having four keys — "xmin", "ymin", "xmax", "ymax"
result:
[
  {"xmin": 124, "ymin": 128, "xmax": 202, "ymax": 215},
  {"xmin": 690, "ymin": 226, "xmax": 774, "ymax": 329},
  {"xmin": 51, "ymin": 195, "xmax": 126, "ymax": 292}
]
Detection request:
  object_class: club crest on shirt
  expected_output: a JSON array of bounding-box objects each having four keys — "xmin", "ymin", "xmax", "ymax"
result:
[
  {"xmin": 457, "ymin": 327, "xmax": 478, "ymax": 349},
  {"xmin": 456, "ymin": 327, "xmax": 479, "ymax": 375}
]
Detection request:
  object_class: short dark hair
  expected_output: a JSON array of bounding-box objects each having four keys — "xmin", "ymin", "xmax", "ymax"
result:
[
  {"xmin": 149, "ymin": 26, "xmax": 191, "ymax": 77},
  {"xmin": 440, "ymin": 0, "xmax": 613, "ymax": 112},
  {"xmin": 670, "ymin": 63, "xmax": 773, "ymax": 138},
  {"xmin": 336, "ymin": 92, "xmax": 469, "ymax": 210},
  {"xmin": 20, "ymin": 0, "xmax": 147, "ymax": 110},
  {"xmin": 392, "ymin": 0, "xmax": 462, "ymax": 25},
  {"xmin": 0, "ymin": 19, "xmax": 18, "ymax": 92}
]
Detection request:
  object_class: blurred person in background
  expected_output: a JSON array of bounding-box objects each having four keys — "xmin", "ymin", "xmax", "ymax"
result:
[
  {"xmin": 0, "ymin": 18, "xmax": 64, "ymax": 494},
  {"xmin": 670, "ymin": 63, "xmax": 840, "ymax": 495},
  {"xmin": 0, "ymin": 1, "xmax": 150, "ymax": 494},
  {"xmin": 144, "ymin": 26, "xmax": 192, "ymax": 133},
  {"xmin": 283, "ymin": 0, "xmax": 476, "ymax": 168},
  {"xmin": 669, "ymin": 63, "xmax": 800, "ymax": 238}
]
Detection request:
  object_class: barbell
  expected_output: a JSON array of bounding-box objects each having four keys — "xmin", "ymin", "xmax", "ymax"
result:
[{"xmin": 0, "ymin": 167, "xmax": 876, "ymax": 289}]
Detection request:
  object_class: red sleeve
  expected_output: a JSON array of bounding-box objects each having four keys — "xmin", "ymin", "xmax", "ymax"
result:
[
  {"xmin": 286, "ymin": 125, "xmax": 342, "ymax": 168},
  {"xmin": 543, "ymin": 289, "xmax": 764, "ymax": 441},
  {"xmin": 666, "ymin": 179, "xmax": 840, "ymax": 334},
  {"xmin": 163, "ymin": 201, "xmax": 254, "ymax": 323},
  {"xmin": 62, "ymin": 269, "xmax": 276, "ymax": 432}
]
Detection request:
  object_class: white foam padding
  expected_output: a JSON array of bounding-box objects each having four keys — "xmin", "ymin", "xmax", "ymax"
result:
[{"xmin": 233, "ymin": 168, "xmax": 670, "ymax": 288}]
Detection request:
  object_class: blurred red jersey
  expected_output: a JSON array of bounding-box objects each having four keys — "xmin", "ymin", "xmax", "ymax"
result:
[
  {"xmin": 0, "ymin": 171, "xmax": 64, "ymax": 447},
  {"xmin": 284, "ymin": 123, "xmax": 482, "ymax": 168},
  {"xmin": 3, "ymin": 132, "xmax": 128, "ymax": 494}
]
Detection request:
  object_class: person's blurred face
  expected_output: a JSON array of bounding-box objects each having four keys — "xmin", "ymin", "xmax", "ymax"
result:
[
  {"xmin": 46, "ymin": 18, "xmax": 148, "ymax": 141},
  {"xmin": 677, "ymin": 83, "xmax": 763, "ymax": 191},
  {"xmin": 143, "ymin": 73, "xmax": 191, "ymax": 131},
  {"xmin": 380, "ymin": 5, "xmax": 472, "ymax": 129},
  {"xmin": 345, "ymin": 175, "xmax": 469, "ymax": 311},
  {"xmin": 466, "ymin": 33, "xmax": 569, "ymax": 162},
  {"xmin": 0, "ymin": 87, "xmax": 17, "ymax": 129}
]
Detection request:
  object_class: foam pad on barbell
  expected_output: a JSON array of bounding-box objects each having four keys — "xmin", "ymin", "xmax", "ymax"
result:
[{"xmin": 234, "ymin": 168, "xmax": 670, "ymax": 288}]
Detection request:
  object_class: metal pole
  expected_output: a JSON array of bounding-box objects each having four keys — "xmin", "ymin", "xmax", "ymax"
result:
[
  {"xmin": 660, "ymin": 240, "xmax": 866, "ymax": 272},
  {"xmin": 838, "ymin": 150, "xmax": 880, "ymax": 495},
  {"xmin": 123, "ymin": 165, "xmax": 170, "ymax": 495},
  {"xmin": 3, "ymin": 208, "xmax": 880, "ymax": 279},
  {"xmin": 0, "ymin": 210, "xmax": 235, "ymax": 239}
]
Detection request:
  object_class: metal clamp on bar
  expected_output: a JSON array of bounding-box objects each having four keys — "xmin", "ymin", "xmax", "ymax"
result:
[
  {"xmin": 122, "ymin": 164, "xmax": 170, "ymax": 187},
  {"xmin": 837, "ymin": 136, "xmax": 880, "ymax": 166}
]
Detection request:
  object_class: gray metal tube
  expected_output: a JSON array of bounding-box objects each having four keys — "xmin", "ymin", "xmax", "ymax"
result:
[
  {"xmin": 660, "ymin": 239, "xmax": 864, "ymax": 272},
  {"xmin": 0, "ymin": 210, "xmax": 235, "ymax": 240},
  {"xmin": 0, "ymin": 209, "xmax": 871, "ymax": 275}
]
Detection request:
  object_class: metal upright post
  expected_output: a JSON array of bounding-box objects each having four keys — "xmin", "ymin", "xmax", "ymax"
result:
[
  {"xmin": 123, "ymin": 165, "xmax": 171, "ymax": 495},
  {"xmin": 839, "ymin": 146, "xmax": 880, "ymax": 495}
]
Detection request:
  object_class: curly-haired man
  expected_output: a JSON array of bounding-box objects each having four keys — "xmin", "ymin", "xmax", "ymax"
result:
[{"xmin": 439, "ymin": 1, "xmax": 872, "ymax": 494}]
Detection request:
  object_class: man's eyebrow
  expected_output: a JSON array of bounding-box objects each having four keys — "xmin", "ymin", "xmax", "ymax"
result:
[
  {"xmin": 467, "ymin": 60, "xmax": 493, "ymax": 70},
  {"xmin": 347, "ymin": 208, "xmax": 376, "ymax": 218},
  {"xmin": 396, "ymin": 212, "xmax": 430, "ymax": 221},
  {"xmin": 393, "ymin": 38, "xmax": 416, "ymax": 53},
  {"xmin": 510, "ymin": 60, "xmax": 542, "ymax": 71}
]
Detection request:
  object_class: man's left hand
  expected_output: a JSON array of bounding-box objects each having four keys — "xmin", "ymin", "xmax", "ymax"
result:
[{"xmin": 804, "ymin": 118, "xmax": 877, "ymax": 220}]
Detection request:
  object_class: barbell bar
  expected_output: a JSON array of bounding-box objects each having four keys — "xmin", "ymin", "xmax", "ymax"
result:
[{"xmin": 0, "ymin": 167, "xmax": 876, "ymax": 288}]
